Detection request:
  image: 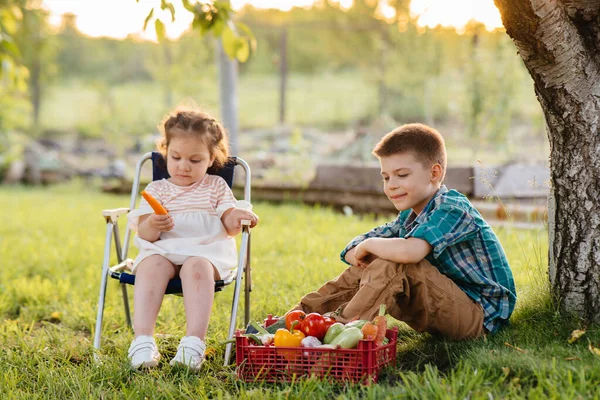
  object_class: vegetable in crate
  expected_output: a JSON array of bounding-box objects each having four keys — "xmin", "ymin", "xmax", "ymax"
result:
[
  {"xmin": 300, "ymin": 336, "xmax": 322, "ymax": 348},
  {"xmin": 329, "ymin": 327, "xmax": 364, "ymax": 349},
  {"xmin": 274, "ymin": 322, "xmax": 305, "ymax": 361},
  {"xmin": 285, "ymin": 310, "xmax": 306, "ymax": 331},
  {"xmin": 361, "ymin": 322, "xmax": 378, "ymax": 341},
  {"xmin": 323, "ymin": 322, "xmax": 346, "ymax": 344},
  {"xmin": 299, "ymin": 313, "xmax": 330, "ymax": 341},
  {"xmin": 265, "ymin": 317, "xmax": 287, "ymax": 334},
  {"xmin": 373, "ymin": 304, "xmax": 387, "ymax": 347},
  {"xmin": 345, "ymin": 319, "xmax": 370, "ymax": 329},
  {"xmin": 274, "ymin": 326, "xmax": 305, "ymax": 347},
  {"xmin": 247, "ymin": 321, "xmax": 275, "ymax": 345}
]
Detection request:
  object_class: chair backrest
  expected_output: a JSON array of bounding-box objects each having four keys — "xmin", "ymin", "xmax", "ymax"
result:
[{"xmin": 151, "ymin": 151, "xmax": 237, "ymax": 188}]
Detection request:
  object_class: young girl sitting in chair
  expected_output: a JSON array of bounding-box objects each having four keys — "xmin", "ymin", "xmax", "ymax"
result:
[{"xmin": 127, "ymin": 108, "xmax": 259, "ymax": 371}]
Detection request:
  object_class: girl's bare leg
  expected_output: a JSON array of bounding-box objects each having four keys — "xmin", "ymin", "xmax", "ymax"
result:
[
  {"xmin": 133, "ymin": 255, "xmax": 177, "ymax": 337},
  {"xmin": 179, "ymin": 257, "xmax": 217, "ymax": 339}
]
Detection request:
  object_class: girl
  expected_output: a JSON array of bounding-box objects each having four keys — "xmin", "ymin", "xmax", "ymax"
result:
[{"xmin": 126, "ymin": 109, "xmax": 259, "ymax": 370}]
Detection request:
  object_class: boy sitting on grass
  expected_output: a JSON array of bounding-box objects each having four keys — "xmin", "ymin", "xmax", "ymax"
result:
[{"xmin": 294, "ymin": 123, "xmax": 516, "ymax": 339}]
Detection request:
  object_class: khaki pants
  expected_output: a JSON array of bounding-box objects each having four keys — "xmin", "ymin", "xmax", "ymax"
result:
[{"xmin": 295, "ymin": 258, "xmax": 484, "ymax": 340}]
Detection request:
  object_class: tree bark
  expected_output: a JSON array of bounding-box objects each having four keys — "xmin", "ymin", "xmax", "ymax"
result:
[
  {"xmin": 494, "ymin": 0, "xmax": 600, "ymax": 320},
  {"xmin": 216, "ymin": 40, "xmax": 239, "ymax": 156}
]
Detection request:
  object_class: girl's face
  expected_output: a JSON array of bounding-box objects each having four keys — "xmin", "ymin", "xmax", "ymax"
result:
[{"xmin": 166, "ymin": 132, "xmax": 215, "ymax": 187}]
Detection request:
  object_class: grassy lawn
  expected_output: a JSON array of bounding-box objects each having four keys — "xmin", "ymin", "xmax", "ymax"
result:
[
  {"xmin": 0, "ymin": 182, "xmax": 597, "ymax": 398},
  {"xmin": 40, "ymin": 72, "xmax": 377, "ymax": 135}
]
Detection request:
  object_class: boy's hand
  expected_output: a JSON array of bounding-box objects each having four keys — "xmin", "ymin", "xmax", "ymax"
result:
[
  {"xmin": 354, "ymin": 240, "xmax": 377, "ymax": 268},
  {"xmin": 147, "ymin": 213, "xmax": 174, "ymax": 232}
]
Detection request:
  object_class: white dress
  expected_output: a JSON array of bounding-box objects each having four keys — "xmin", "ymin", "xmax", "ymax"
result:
[{"xmin": 127, "ymin": 175, "xmax": 238, "ymax": 279}]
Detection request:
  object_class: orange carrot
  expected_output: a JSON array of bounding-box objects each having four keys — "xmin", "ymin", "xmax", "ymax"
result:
[
  {"xmin": 141, "ymin": 190, "xmax": 168, "ymax": 215},
  {"xmin": 361, "ymin": 322, "xmax": 378, "ymax": 341},
  {"xmin": 373, "ymin": 304, "xmax": 387, "ymax": 347}
]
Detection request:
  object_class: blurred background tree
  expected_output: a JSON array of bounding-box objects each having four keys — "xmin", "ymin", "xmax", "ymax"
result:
[{"xmin": 0, "ymin": 0, "xmax": 545, "ymax": 166}]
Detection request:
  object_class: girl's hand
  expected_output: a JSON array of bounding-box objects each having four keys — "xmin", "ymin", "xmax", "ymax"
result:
[
  {"xmin": 228, "ymin": 208, "xmax": 259, "ymax": 229},
  {"xmin": 147, "ymin": 213, "xmax": 174, "ymax": 232}
]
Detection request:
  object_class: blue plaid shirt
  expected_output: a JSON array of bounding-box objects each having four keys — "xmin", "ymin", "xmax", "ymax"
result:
[{"xmin": 340, "ymin": 185, "xmax": 516, "ymax": 333}]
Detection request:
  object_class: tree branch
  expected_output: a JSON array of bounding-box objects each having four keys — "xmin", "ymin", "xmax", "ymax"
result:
[
  {"xmin": 494, "ymin": 0, "xmax": 600, "ymax": 105},
  {"xmin": 562, "ymin": 0, "xmax": 600, "ymax": 20},
  {"xmin": 562, "ymin": 1, "xmax": 600, "ymax": 57}
]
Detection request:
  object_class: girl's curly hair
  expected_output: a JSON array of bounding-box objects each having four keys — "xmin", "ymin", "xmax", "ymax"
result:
[{"xmin": 157, "ymin": 109, "xmax": 230, "ymax": 173}]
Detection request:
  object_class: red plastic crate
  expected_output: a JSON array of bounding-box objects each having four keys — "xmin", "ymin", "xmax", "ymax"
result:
[{"xmin": 235, "ymin": 317, "xmax": 398, "ymax": 384}]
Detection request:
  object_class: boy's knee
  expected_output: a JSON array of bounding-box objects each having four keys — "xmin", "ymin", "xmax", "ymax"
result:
[{"xmin": 403, "ymin": 260, "xmax": 438, "ymax": 282}]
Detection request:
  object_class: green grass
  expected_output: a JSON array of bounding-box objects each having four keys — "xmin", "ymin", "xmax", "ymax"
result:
[
  {"xmin": 38, "ymin": 74, "xmax": 549, "ymax": 166},
  {"xmin": 1, "ymin": 182, "xmax": 598, "ymax": 399},
  {"xmin": 40, "ymin": 72, "xmax": 377, "ymax": 135}
]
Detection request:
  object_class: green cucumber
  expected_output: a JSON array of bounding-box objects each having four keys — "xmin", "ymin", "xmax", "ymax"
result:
[{"xmin": 265, "ymin": 318, "xmax": 287, "ymax": 334}]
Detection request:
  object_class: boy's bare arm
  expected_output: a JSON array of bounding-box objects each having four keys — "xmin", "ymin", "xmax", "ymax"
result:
[
  {"xmin": 345, "ymin": 247, "xmax": 377, "ymax": 267},
  {"xmin": 354, "ymin": 237, "xmax": 432, "ymax": 267}
]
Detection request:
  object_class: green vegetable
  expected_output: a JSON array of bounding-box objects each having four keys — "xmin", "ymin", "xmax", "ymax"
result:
[
  {"xmin": 249, "ymin": 320, "xmax": 270, "ymax": 335},
  {"xmin": 265, "ymin": 318, "xmax": 287, "ymax": 334},
  {"xmin": 345, "ymin": 319, "xmax": 369, "ymax": 329},
  {"xmin": 329, "ymin": 327, "xmax": 364, "ymax": 349},
  {"xmin": 323, "ymin": 322, "xmax": 346, "ymax": 344},
  {"xmin": 244, "ymin": 333, "xmax": 263, "ymax": 345}
]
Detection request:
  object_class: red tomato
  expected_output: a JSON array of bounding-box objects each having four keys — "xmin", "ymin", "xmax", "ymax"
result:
[
  {"xmin": 285, "ymin": 310, "xmax": 306, "ymax": 331},
  {"xmin": 299, "ymin": 313, "xmax": 328, "ymax": 340}
]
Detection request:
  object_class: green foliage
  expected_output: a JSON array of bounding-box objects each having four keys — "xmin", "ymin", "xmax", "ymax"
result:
[
  {"xmin": 0, "ymin": 0, "xmax": 29, "ymax": 134},
  {"xmin": 2, "ymin": 1, "xmax": 546, "ymax": 163},
  {"xmin": 141, "ymin": 0, "xmax": 257, "ymax": 63},
  {"xmin": 0, "ymin": 183, "xmax": 598, "ymax": 398}
]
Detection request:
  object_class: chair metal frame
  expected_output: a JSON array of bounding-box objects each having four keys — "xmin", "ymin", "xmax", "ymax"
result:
[{"xmin": 93, "ymin": 152, "xmax": 252, "ymax": 365}]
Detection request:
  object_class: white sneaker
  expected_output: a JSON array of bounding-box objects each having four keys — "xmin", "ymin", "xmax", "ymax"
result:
[
  {"xmin": 128, "ymin": 335, "xmax": 161, "ymax": 370},
  {"xmin": 170, "ymin": 336, "xmax": 206, "ymax": 371}
]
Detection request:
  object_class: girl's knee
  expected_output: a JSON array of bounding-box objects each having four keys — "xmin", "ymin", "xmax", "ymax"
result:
[
  {"xmin": 136, "ymin": 255, "xmax": 176, "ymax": 278},
  {"xmin": 181, "ymin": 257, "xmax": 215, "ymax": 280}
]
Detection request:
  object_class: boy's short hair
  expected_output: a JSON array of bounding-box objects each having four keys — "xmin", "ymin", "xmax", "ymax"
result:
[{"xmin": 372, "ymin": 123, "xmax": 447, "ymax": 180}]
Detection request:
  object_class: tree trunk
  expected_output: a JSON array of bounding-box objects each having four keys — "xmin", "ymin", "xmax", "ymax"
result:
[
  {"xmin": 494, "ymin": 0, "xmax": 600, "ymax": 320},
  {"xmin": 30, "ymin": 55, "xmax": 41, "ymax": 129},
  {"xmin": 216, "ymin": 40, "xmax": 239, "ymax": 156},
  {"xmin": 279, "ymin": 25, "xmax": 288, "ymax": 125}
]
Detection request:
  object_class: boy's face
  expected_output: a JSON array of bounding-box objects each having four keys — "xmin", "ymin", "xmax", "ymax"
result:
[{"xmin": 379, "ymin": 152, "xmax": 442, "ymax": 214}]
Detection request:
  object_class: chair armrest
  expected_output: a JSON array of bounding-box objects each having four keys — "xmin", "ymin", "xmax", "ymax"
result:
[
  {"xmin": 102, "ymin": 208, "xmax": 130, "ymax": 223},
  {"xmin": 109, "ymin": 259, "xmax": 134, "ymax": 275}
]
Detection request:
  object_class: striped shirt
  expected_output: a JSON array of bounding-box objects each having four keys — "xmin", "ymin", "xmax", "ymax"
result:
[
  {"xmin": 340, "ymin": 185, "xmax": 516, "ymax": 333},
  {"xmin": 141, "ymin": 175, "xmax": 236, "ymax": 218}
]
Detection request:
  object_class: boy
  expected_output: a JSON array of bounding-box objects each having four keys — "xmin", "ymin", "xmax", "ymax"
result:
[{"xmin": 294, "ymin": 123, "xmax": 516, "ymax": 339}]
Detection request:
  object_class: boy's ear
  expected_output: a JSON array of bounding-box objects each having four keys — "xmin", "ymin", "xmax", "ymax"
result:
[{"xmin": 431, "ymin": 163, "xmax": 443, "ymax": 182}]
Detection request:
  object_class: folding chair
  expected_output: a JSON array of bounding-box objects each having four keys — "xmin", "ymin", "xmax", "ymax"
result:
[{"xmin": 93, "ymin": 151, "xmax": 252, "ymax": 365}]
